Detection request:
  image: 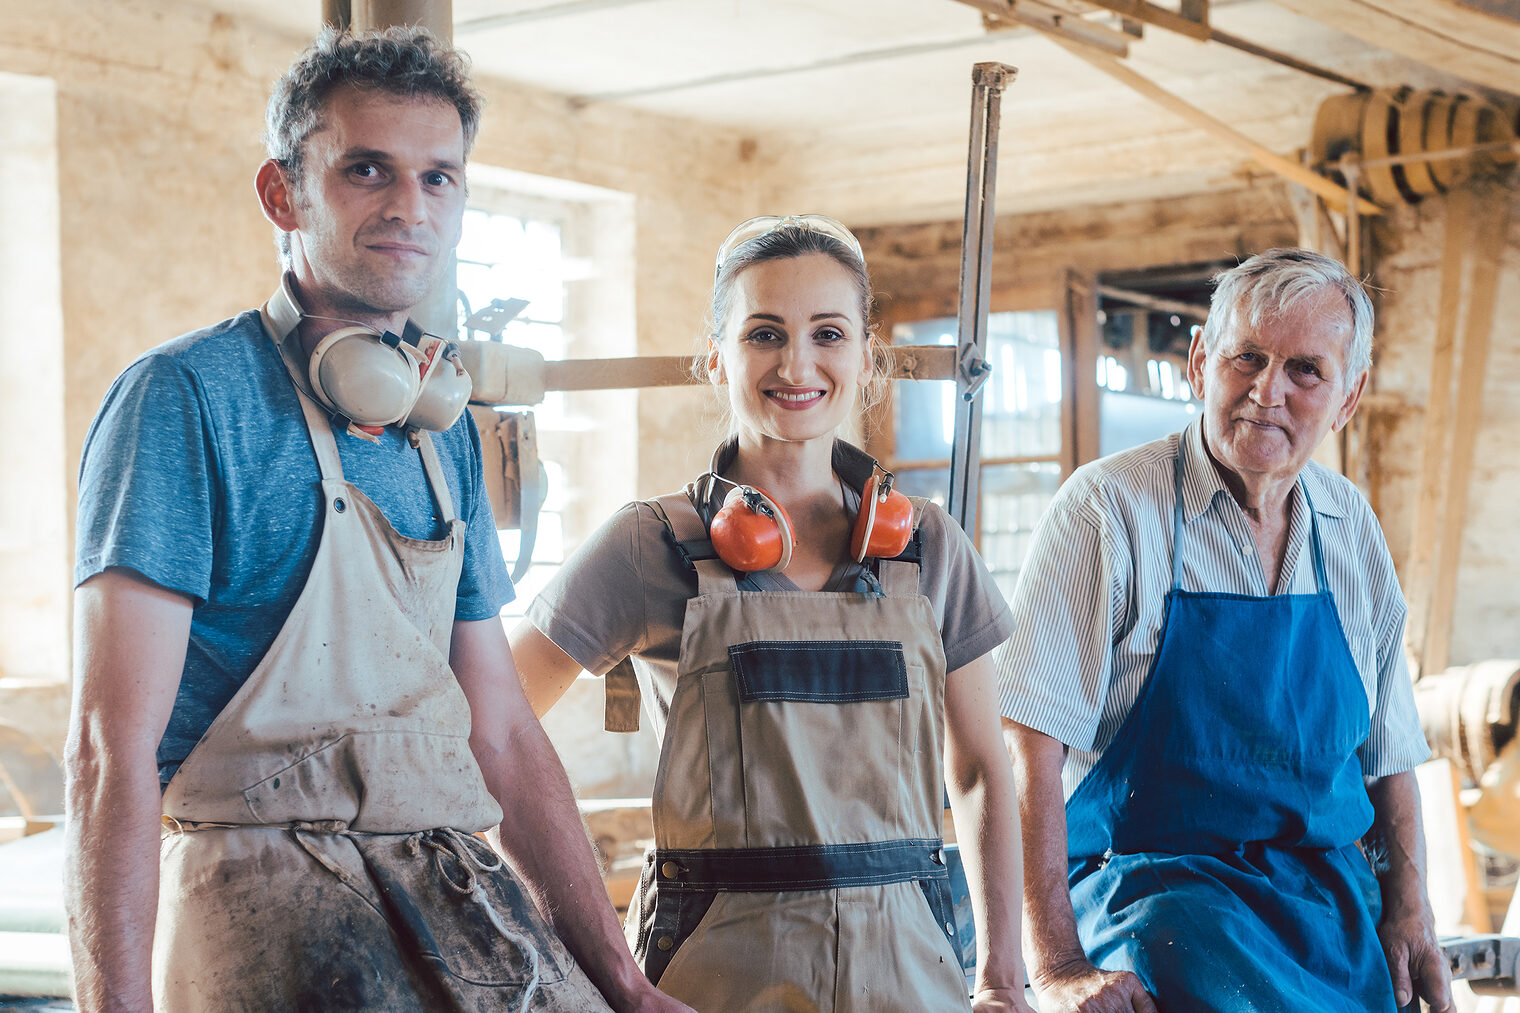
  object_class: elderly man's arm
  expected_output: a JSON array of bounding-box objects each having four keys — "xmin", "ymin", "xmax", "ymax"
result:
[
  {"xmin": 65, "ymin": 570, "xmax": 192, "ymax": 1013},
  {"xmin": 450, "ymin": 618, "xmax": 695, "ymax": 1013},
  {"xmin": 1364, "ymin": 771, "xmax": 1452, "ymax": 1012},
  {"xmin": 1004, "ymin": 720, "xmax": 1157, "ymax": 1013}
]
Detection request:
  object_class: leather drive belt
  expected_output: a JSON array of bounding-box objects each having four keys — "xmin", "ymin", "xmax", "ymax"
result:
[{"xmin": 651, "ymin": 838, "xmax": 948, "ymax": 892}]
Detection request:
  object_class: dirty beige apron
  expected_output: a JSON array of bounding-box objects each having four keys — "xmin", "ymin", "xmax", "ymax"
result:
[
  {"xmin": 614, "ymin": 446, "xmax": 970, "ymax": 1013},
  {"xmin": 149, "ymin": 307, "xmax": 607, "ymax": 1012}
]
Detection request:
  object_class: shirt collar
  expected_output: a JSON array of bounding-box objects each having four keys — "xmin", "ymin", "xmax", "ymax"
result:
[{"xmin": 1178, "ymin": 419, "xmax": 1347, "ymax": 524}]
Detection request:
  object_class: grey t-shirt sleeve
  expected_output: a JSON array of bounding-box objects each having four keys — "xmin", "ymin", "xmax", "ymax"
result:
[
  {"xmin": 527, "ymin": 501, "xmax": 680, "ymax": 675},
  {"xmin": 916, "ymin": 502, "xmax": 1015, "ymax": 673},
  {"xmin": 75, "ymin": 353, "xmax": 217, "ymax": 604}
]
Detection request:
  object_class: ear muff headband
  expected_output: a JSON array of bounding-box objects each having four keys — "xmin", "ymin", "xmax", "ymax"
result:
[
  {"xmin": 704, "ymin": 466, "xmax": 913, "ymax": 574},
  {"xmin": 265, "ymin": 273, "xmax": 473, "ymax": 434}
]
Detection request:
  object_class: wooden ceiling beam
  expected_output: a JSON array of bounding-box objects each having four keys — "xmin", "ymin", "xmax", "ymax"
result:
[
  {"xmin": 950, "ymin": 0, "xmax": 1132, "ymax": 57},
  {"xmin": 1078, "ymin": 0, "xmax": 1369, "ymax": 89},
  {"xmin": 1049, "ymin": 36, "xmax": 1383, "ymax": 216},
  {"xmin": 1079, "ymin": 0, "xmax": 1210, "ymax": 40}
]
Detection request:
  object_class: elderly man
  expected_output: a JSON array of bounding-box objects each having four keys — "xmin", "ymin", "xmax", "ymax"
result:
[
  {"xmin": 998, "ymin": 249, "xmax": 1452, "ymax": 1012},
  {"xmin": 66, "ymin": 27, "xmax": 691, "ymax": 1013}
]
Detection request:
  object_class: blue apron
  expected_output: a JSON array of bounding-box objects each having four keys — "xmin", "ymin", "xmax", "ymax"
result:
[{"xmin": 1062, "ymin": 450, "xmax": 1395, "ymax": 1012}]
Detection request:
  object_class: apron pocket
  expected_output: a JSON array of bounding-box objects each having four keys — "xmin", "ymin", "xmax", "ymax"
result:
[
  {"xmin": 355, "ymin": 831, "xmax": 570, "ymax": 989},
  {"xmin": 729, "ymin": 640, "xmax": 908, "ymax": 702}
]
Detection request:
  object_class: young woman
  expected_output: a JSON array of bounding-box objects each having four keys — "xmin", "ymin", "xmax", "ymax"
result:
[{"xmin": 509, "ymin": 215, "xmax": 1033, "ymax": 1013}]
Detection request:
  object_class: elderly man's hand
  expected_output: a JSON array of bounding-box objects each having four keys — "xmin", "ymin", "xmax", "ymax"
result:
[
  {"xmin": 1033, "ymin": 958, "xmax": 1158, "ymax": 1013},
  {"xmin": 1378, "ymin": 892, "xmax": 1452, "ymax": 1012}
]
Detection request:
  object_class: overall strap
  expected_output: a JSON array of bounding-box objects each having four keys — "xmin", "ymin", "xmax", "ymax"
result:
[
  {"xmin": 650, "ymin": 490, "xmax": 737, "ymax": 595},
  {"xmin": 603, "ymin": 657, "xmax": 642, "ymax": 734},
  {"xmin": 876, "ymin": 497, "xmax": 928, "ymax": 597},
  {"xmin": 604, "ymin": 490, "xmax": 728, "ymax": 735},
  {"xmin": 1170, "ymin": 443, "xmax": 1188, "ymax": 592}
]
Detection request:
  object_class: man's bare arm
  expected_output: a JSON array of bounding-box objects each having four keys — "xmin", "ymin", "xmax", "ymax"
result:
[
  {"xmin": 65, "ymin": 570, "xmax": 192, "ymax": 1013},
  {"xmin": 1364, "ymin": 771, "xmax": 1452, "ymax": 1012},
  {"xmin": 450, "ymin": 618, "xmax": 694, "ymax": 1013},
  {"xmin": 1003, "ymin": 719, "xmax": 1156, "ymax": 1013}
]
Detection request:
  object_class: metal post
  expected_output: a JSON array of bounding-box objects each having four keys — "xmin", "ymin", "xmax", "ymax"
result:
[{"xmin": 946, "ymin": 62, "xmax": 1017, "ymax": 535}]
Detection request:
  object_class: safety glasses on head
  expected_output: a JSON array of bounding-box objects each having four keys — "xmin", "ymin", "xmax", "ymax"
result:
[{"xmin": 714, "ymin": 214, "xmax": 865, "ymax": 278}]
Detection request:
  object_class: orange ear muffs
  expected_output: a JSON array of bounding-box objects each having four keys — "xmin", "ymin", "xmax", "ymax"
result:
[
  {"xmin": 850, "ymin": 473, "xmax": 914, "ymax": 563},
  {"xmin": 710, "ymin": 485, "xmax": 795, "ymax": 573}
]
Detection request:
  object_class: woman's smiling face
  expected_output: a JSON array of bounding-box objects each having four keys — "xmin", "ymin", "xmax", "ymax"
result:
[{"xmin": 709, "ymin": 252, "xmax": 873, "ymax": 446}]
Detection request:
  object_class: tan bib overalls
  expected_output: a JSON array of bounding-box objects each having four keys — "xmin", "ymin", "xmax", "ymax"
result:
[
  {"xmin": 614, "ymin": 444, "xmax": 971, "ymax": 1013},
  {"xmin": 149, "ymin": 306, "xmax": 607, "ymax": 1012}
]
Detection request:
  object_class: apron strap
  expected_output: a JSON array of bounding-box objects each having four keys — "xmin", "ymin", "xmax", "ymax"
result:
[
  {"xmin": 1171, "ymin": 431, "xmax": 1328, "ymax": 595},
  {"xmin": 1170, "ymin": 443, "xmax": 1188, "ymax": 592},
  {"xmin": 266, "ymin": 309, "xmax": 348, "ymax": 484},
  {"xmin": 414, "ymin": 433, "xmax": 458, "ymax": 526},
  {"xmin": 1301, "ymin": 480, "xmax": 1328, "ymax": 595},
  {"xmin": 260, "ymin": 296, "xmax": 454, "ymax": 521}
]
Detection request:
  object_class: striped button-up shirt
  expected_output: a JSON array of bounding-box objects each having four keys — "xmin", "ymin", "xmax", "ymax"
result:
[{"xmin": 996, "ymin": 421, "xmax": 1430, "ymax": 799}]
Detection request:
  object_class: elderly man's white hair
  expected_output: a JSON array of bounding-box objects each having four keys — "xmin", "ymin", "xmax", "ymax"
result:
[{"xmin": 1200, "ymin": 248, "xmax": 1374, "ymax": 378}]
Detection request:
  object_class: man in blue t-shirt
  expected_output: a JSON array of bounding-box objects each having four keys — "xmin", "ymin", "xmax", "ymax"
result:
[{"xmin": 65, "ymin": 26, "xmax": 692, "ymax": 1013}]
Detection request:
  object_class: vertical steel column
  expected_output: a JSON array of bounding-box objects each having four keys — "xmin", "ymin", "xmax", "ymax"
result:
[{"xmin": 946, "ymin": 62, "xmax": 1017, "ymax": 535}]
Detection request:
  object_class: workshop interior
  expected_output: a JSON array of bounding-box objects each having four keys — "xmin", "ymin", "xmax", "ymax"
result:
[{"xmin": 2, "ymin": 0, "xmax": 1519, "ymax": 1009}]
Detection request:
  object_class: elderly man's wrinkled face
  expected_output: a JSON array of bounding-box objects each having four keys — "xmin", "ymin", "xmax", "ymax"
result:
[{"xmin": 1187, "ymin": 288, "xmax": 1367, "ymax": 492}]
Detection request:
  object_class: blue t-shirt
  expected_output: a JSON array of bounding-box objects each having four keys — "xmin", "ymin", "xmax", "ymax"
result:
[{"xmin": 75, "ymin": 310, "xmax": 514, "ymax": 786}]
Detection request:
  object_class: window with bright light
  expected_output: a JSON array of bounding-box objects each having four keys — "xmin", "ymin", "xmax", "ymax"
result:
[
  {"xmin": 889, "ymin": 310, "xmax": 1064, "ymax": 600},
  {"xmin": 453, "ymin": 173, "xmax": 635, "ymax": 619}
]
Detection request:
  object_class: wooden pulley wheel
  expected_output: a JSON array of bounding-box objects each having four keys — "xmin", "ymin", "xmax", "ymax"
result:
[
  {"xmin": 1399, "ymin": 90, "xmax": 1441, "ymax": 198},
  {"xmin": 1361, "ymin": 86, "xmax": 1408, "ymax": 205},
  {"xmin": 1309, "ymin": 91, "xmax": 1369, "ymax": 188},
  {"xmin": 1423, "ymin": 92, "xmax": 1459, "ymax": 192},
  {"xmin": 1464, "ymin": 95, "xmax": 1518, "ymax": 175},
  {"xmin": 1448, "ymin": 95, "xmax": 1482, "ymax": 186}
]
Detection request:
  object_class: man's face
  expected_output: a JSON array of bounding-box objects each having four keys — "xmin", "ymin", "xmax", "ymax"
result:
[
  {"xmin": 1187, "ymin": 287, "xmax": 1367, "ymax": 491},
  {"xmin": 284, "ymin": 85, "xmax": 467, "ymax": 321}
]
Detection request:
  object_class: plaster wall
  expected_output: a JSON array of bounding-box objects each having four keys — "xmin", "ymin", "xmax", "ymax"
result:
[
  {"xmin": 1369, "ymin": 184, "xmax": 1520, "ymax": 668},
  {"xmin": 854, "ymin": 185, "xmax": 1300, "ymax": 316}
]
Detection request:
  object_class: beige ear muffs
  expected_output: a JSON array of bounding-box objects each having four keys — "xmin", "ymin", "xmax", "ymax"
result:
[{"xmin": 303, "ymin": 322, "xmax": 471, "ymax": 433}]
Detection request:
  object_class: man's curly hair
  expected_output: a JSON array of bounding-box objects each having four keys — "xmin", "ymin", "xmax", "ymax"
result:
[{"xmin": 263, "ymin": 25, "xmax": 483, "ymax": 263}]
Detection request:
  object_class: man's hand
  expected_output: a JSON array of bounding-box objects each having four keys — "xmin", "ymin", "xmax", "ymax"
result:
[
  {"xmin": 612, "ymin": 981, "xmax": 698, "ymax": 1013},
  {"xmin": 1364, "ymin": 771, "xmax": 1452, "ymax": 1013},
  {"xmin": 1377, "ymin": 894, "xmax": 1451, "ymax": 1012},
  {"xmin": 1033, "ymin": 959, "xmax": 1158, "ymax": 1013},
  {"xmin": 971, "ymin": 985, "xmax": 1038, "ymax": 1012}
]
